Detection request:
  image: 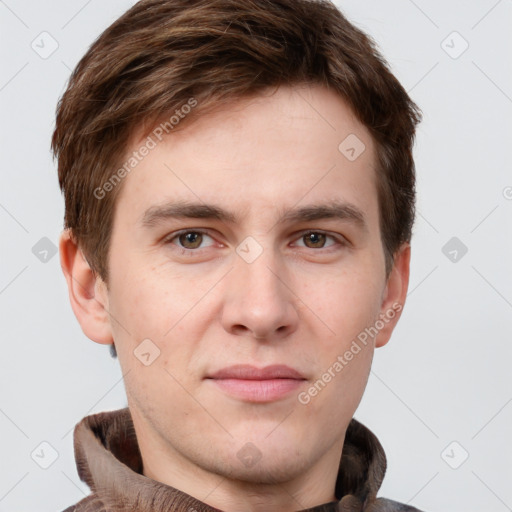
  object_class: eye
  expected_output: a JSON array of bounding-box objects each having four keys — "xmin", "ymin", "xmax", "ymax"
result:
[
  {"xmin": 167, "ymin": 230, "xmax": 216, "ymax": 250},
  {"xmin": 295, "ymin": 231, "xmax": 339, "ymax": 249}
]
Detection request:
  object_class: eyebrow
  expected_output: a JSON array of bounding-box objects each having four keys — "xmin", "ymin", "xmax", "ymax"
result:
[
  {"xmin": 141, "ymin": 199, "xmax": 367, "ymax": 231},
  {"xmin": 142, "ymin": 201, "xmax": 237, "ymax": 227},
  {"xmin": 277, "ymin": 202, "xmax": 366, "ymax": 230}
]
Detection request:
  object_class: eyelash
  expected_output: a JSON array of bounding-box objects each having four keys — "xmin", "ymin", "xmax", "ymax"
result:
[{"xmin": 163, "ymin": 229, "xmax": 347, "ymax": 252}]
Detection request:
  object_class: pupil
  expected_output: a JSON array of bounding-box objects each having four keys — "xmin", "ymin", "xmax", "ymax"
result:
[
  {"xmin": 306, "ymin": 232, "xmax": 325, "ymax": 247},
  {"xmin": 180, "ymin": 232, "xmax": 202, "ymax": 248}
]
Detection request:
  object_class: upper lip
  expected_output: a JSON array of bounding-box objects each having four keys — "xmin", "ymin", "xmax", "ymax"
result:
[{"xmin": 207, "ymin": 364, "xmax": 305, "ymax": 380}]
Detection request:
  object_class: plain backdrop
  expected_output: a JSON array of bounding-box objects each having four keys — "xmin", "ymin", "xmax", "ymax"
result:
[{"xmin": 1, "ymin": 1, "xmax": 511, "ymax": 511}]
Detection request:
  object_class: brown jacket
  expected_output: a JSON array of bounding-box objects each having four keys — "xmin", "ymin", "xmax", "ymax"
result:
[{"xmin": 63, "ymin": 408, "xmax": 423, "ymax": 512}]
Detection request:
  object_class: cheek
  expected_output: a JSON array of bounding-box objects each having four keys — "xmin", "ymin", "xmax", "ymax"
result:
[
  {"xmin": 106, "ymin": 261, "xmax": 215, "ymax": 384},
  {"xmin": 107, "ymin": 257, "xmax": 192, "ymax": 338},
  {"xmin": 297, "ymin": 267, "xmax": 382, "ymax": 406},
  {"xmin": 296, "ymin": 331, "xmax": 374, "ymax": 437},
  {"xmin": 305, "ymin": 265, "xmax": 384, "ymax": 342},
  {"xmin": 109, "ymin": 279, "xmax": 164, "ymax": 337}
]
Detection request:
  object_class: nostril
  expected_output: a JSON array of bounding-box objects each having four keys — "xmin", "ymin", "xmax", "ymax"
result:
[{"xmin": 232, "ymin": 324, "xmax": 249, "ymax": 334}]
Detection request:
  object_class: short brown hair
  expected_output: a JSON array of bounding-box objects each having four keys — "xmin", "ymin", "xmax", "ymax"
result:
[{"xmin": 52, "ymin": 0, "xmax": 421, "ymax": 281}]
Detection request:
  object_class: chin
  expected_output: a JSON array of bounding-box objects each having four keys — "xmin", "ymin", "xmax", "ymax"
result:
[{"xmin": 225, "ymin": 454, "xmax": 311, "ymax": 486}]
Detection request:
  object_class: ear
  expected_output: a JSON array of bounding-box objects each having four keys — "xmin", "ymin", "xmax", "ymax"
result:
[
  {"xmin": 59, "ymin": 229, "xmax": 113, "ymax": 345},
  {"xmin": 374, "ymin": 243, "xmax": 411, "ymax": 348}
]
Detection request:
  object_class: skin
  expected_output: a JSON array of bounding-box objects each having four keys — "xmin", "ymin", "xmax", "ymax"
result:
[{"xmin": 60, "ymin": 84, "xmax": 410, "ymax": 512}]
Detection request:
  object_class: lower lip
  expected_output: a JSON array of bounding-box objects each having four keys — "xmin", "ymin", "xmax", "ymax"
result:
[{"xmin": 208, "ymin": 378, "xmax": 304, "ymax": 402}]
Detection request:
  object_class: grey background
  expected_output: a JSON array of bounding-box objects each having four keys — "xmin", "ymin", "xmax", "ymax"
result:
[{"xmin": 1, "ymin": 1, "xmax": 511, "ymax": 511}]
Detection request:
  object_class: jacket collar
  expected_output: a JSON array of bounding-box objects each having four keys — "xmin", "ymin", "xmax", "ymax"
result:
[{"xmin": 72, "ymin": 407, "xmax": 387, "ymax": 511}]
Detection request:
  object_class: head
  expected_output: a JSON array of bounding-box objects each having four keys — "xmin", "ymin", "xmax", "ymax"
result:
[{"xmin": 53, "ymin": 0, "xmax": 420, "ymax": 505}]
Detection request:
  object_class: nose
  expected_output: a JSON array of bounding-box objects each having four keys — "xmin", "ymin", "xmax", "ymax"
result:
[{"xmin": 221, "ymin": 250, "xmax": 299, "ymax": 341}]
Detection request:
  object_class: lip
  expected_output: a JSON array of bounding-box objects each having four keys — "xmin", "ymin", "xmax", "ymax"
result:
[
  {"xmin": 206, "ymin": 364, "xmax": 306, "ymax": 403},
  {"xmin": 208, "ymin": 364, "xmax": 305, "ymax": 380}
]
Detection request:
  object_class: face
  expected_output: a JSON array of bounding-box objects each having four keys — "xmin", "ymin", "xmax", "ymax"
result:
[{"xmin": 65, "ymin": 84, "xmax": 409, "ymax": 499}]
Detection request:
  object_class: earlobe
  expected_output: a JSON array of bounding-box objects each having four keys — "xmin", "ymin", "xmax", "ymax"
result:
[
  {"xmin": 374, "ymin": 243, "xmax": 411, "ymax": 348},
  {"xmin": 59, "ymin": 229, "xmax": 113, "ymax": 345}
]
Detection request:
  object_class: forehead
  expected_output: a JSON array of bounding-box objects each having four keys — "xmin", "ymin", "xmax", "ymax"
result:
[{"xmin": 114, "ymin": 84, "xmax": 379, "ymax": 229}]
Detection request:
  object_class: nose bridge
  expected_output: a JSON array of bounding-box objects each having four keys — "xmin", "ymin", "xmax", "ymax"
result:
[
  {"xmin": 235, "ymin": 245, "xmax": 286, "ymax": 306},
  {"xmin": 257, "ymin": 259, "xmax": 283, "ymax": 295},
  {"xmin": 222, "ymin": 243, "xmax": 298, "ymax": 338}
]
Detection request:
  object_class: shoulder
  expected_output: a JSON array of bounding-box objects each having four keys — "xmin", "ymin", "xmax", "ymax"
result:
[
  {"xmin": 365, "ymin": 498, "xmax": 425, "ymax": 511},
  {"xmin": 60, "ymin": 495, "xmax": 105, "ymax": 512}
]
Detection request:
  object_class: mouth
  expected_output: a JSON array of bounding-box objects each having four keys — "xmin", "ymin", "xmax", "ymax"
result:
[{"xmin": 205, "ymin": 364, "xmax": 307, "ymax": 403}]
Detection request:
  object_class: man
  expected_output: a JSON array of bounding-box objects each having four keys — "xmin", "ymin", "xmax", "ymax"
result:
[{"xmin": 52, "ymin": 0, "xmax": 422, "ymax": 510}]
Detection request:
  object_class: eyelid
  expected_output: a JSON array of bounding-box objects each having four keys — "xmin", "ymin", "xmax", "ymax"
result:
[
  {"xmin": 163, "ymin": 228, "xmax": 218, "ymax": 248},
  {"xmin": 291, "ymin": 229, "xmax": 349, "ymax": 248},
  {"xmin": 163, "ymin": 228, "xmax": 349, "ymax": 250}
]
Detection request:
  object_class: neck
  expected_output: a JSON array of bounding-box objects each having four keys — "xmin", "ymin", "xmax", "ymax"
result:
[
  {"xmin": 134, "ymin": 409, "xmax": 343, "ymax": 511},
  {"xmin": 142, "ymin": 453, "xmax": 340, "ymax": 512}
]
